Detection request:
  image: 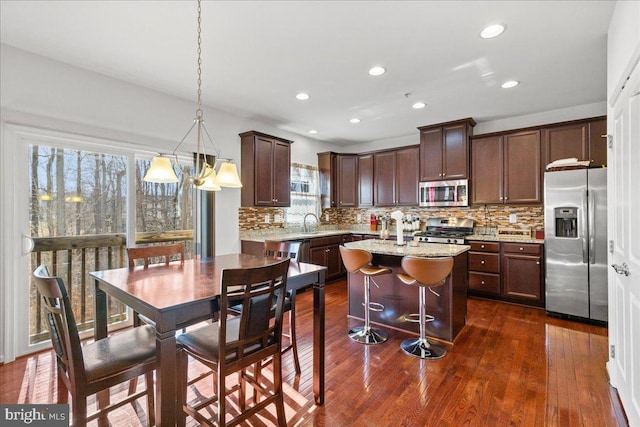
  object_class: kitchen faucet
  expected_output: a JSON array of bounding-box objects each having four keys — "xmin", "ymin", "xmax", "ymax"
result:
[{"xmin": 302, "ymin": 213, "xmax": 319, "ymax": 233}]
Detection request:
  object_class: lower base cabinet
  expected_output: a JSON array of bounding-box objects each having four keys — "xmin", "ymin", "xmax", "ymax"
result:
[
  {"xmin": 467, "ymin": 240, "xmax": 544, "ymax": 307},
  {"xmin": 309, "ymin": 235, "xmax": 349, "ymax": 281}
]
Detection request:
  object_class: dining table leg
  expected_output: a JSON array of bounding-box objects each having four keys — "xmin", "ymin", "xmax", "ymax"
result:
[
  {"xmin": 313, "ymin": 269, "xmax": 326, "ymax": 405},
  {"xmin": 94, "ymin": 283, "xmax": 107, "ymax": 339},
  {"xmin": 155, "ymin": 329, "xmax": 178, "ymax": 426}
]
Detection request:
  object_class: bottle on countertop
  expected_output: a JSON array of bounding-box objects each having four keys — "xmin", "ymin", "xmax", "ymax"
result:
[{"xmin": 370, "ymin": 214, "xmax": 377, "ymax": 231}]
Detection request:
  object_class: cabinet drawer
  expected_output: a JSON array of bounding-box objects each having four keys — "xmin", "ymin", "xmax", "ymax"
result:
[
  {"xmin": 502, "ymin": 242, "xmax": 542, "ymax": 255},
  {"xmin": 468, "ymin": 252, "xmax": 500, "ymax": 273},
  {"xmin": 468, "ymin": 272, "xmax": 501, "ymax": 295},
  {"xmin": 309, "ymin": 235, "xmax": 344, "ymax": 248},
  {"xmin": 468, "ymin": 241, "xmax": 500, "ymax": 252}
]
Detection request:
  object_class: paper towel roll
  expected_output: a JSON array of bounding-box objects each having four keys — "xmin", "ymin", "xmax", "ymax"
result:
[{"xmin": 391, "ymin": 210, "xmax": 404, "ymax": 246}]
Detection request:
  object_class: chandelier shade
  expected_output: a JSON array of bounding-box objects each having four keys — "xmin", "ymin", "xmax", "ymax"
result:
[
  {"xmin": 144, "ymin": 156, "xmax": 179, "ymax": 183},
  {"xmin": 215, "ymin": 161, "xmax": 243, "ymax": 188}
]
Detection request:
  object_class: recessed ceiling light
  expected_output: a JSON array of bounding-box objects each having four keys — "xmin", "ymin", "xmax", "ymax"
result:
[
  {"xmin": 308, "ymin": 130, "xmax": 318, "ymax": 134},
  {"xmin": 368, "ymin": 66, "xmax": 386, "ymax": 76},
  {"xmin": 501, "ymin": 80, "xmax": 519, "ymax": 89},
  {"xmin": 412, "ymin": 102, "xmax": 426, "ymax": 109},
  {"xmin": 480, "ymin": 24, "xmax": 506, "ymax": 39},
  {"xmin": 350, "ymin": 118, "xmax": 361, "ymax": 124},
  {"xmin": 296, "ymin": 92, "xmax": 310, "ymax": 100}
]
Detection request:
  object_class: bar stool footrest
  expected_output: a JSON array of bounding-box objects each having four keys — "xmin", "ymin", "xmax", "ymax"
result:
[
  {"xmin": 349, "ymin": 326, "xmax": 388, "ymax": 344},
  {"xmin": 403, "ymin": 313, "xmax": 435, "ymax": 323},
  {"xmin": 366, "ymin": 302, "xmax": 385, "ymax": 312}
]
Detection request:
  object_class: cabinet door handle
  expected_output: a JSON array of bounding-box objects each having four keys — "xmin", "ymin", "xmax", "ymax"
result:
[
  {"xmin": 325, "ymin": 249, "xmax": 330, "ymax": 253},
  {"xmin": 480, "ymin": 260, "xmax": 485, "ymax": 264},
  {"xmin": 481, "ymin": 281, "xmax": 485, "ymax": 285},
  {"xmin": 519, "ymin": 247, "xmax": 524, "ymax": 251},
  {"xmin": 480, "ymin": 245, "xmax": 485, "ymax": 249},
  {"xmin": 536, "ymin": 261, "xmax": 540, "ymax": 265}
]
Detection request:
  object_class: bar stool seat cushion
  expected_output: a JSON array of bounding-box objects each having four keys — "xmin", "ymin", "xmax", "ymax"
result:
[{"xmin": 396, "ymin": 273, "xmax": 416, "ymax": 286}]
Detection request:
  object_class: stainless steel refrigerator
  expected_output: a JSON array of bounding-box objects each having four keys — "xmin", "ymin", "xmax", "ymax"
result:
[{"xmin": 544, "ymin": 168, "xmax": 608, "ymax": 321}]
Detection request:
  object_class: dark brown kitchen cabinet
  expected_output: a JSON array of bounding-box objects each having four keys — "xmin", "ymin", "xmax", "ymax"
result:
[
  {"xmin": 467, "ymin": 240, "xmax": 544, "ymax": 307},
  {"xmin": 240, "ymin": 131, "xmax": 292, "ymax": 207},
  {"xmin": 467, "ymin": 241, "xmax": 501, "ymax": 296},
  {"xmin": 318, "ymin": 152, "xmax": 358, "ymax": 208},
  {"xmin": 358, "ymin": 153, "xmax": 374, "ymax": 207},
  {"xmin": 309, "ymin": 235, "xmax": 345, "ymax": 281},
  {"xmin": 337, "ymin": 154, "xmax": 358, "ymax": 207},
  {"xmin": 471, "ymin": 130, "xmax": 542, "ymax": 204},
  {"xmin": 543, "ymin": 117, "xmax": 607, "ymax": 168},
  {"xmin": 374, "ymin": 146, "xmax": 419, "ymax": 207},
  {"xmin": 418, "ymin": 118, "xmax": 476, "ymax": 182},
  {"xmin": 502, "ymin": 243, "xmax": 543, "ymax": 304}
]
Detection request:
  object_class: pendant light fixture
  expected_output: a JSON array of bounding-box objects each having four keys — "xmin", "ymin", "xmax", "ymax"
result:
[{"xmin": 143, "ymin": 0, "xmax": 242, "ymax": 191}]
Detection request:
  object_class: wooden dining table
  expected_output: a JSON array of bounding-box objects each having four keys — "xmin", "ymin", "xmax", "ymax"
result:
[{"xmin": 90, "ymin": 254, "xmax": 327, "ymax": 426}]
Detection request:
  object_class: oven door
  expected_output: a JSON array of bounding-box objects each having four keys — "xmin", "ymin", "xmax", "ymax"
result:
[{"xmin": 419, "ymin": 180, "xmax": 468, "ymax": 207}]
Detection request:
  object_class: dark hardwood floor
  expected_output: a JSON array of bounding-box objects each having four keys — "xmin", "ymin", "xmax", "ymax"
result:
[{"xmin": 0, "ymin": 278, "xmax": 628, "ymax": 426}]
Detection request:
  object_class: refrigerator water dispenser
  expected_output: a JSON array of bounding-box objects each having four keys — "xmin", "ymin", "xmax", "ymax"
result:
[{"xmin": 554, "ymin": 207, "xmax": 578, "ymax": 238}]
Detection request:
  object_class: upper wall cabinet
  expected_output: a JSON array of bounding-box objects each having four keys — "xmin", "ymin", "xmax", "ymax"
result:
[
  {"xmin": 374, "ymin": 146, "xmax": 419, "ymax": 207},
  {"xmin": 240, "ymin": 131, "xmax": 292, "ymax": 207},
  {"xmin": 318, "ymin": 152, "xmax": 358, "ymax": 208},
  {"xmin": 358, "ymin": 153, "xmax": 374, "ymax": 207},
  {"xmin": 543, "ymin": 117, "xmax": 607, "ymax": 167},
  {"xmin": 418, "ymin": 118, "xmax": 476, "ymax": 182},
  {"xmin": 471, "ymin": 130, "xmax": 542, "ymax": 205}
]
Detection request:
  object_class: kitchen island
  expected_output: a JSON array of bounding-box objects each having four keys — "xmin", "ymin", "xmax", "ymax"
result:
[{"xmin": 343, "ymin": 240, "xmax": 470, "ymax": 343}]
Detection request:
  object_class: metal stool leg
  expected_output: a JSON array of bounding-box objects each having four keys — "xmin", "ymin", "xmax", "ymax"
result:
[
  {"xmin": 401, "ymin": 286, "xmax": 446, "ymax": 359},
  {"xmin": 349, "ymin": 275, "xmax": 388, "ymax": 344}
]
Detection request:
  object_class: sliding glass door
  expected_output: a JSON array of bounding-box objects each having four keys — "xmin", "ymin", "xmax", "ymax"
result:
[{"xmin": 2, "ymin": 125, "xmax": 195, "ymax": 357}]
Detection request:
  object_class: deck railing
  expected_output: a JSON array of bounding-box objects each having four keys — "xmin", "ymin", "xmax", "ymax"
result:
[{"xmin": 30, "ymin": 230, "xmax": 193, "ymax": 344}]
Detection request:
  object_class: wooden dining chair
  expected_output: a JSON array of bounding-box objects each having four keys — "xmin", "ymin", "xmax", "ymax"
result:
[
  {"xmin": 176, "ymin": 258, "xmax": 291, "ymax": 427},
  {"xmin": 32, "ymin": 265, "xmax": 156, "ymax": 427},
  {"xmin": 263, "ymin": 240, "xmax": 302, "ymax": 374},
  {"xmin": 127, "ymin": 242, "xmax": 185, "ymax": 269},
  {"xmin": 127, "ymin": 242, "xmax": 185, "ymax": 327}
]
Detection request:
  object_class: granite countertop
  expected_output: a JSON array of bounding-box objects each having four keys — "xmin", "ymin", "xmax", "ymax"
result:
[
  {"xmin": 344, "ymin": 239, "xmax": 470, "ymax": 257},
  {"xmin": 465, "ymin": 234, "xmax": 544, "ymax": 244},
  {"xmin": 240, "ymin": 229, "xmax": 353, "ymax": 243},
  {"xmin": 240, "ymin": 228, "xmax": 544, "ymax": 245}
]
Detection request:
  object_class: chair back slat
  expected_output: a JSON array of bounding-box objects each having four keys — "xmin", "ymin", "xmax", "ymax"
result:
[
  {"xmin": 32, "ymin": 264, "xmax": 86, "ymax": 388},
  {"xmin": 127, "ymin": 242, "xmax": 185, "ymax": 269},
  {"xmin": 263, "ymin": 240, "xmax": 300, "ymax": 261},
  {"xmin": 219, "ymin": 259, "xmax": 290, "ymax": 370}
]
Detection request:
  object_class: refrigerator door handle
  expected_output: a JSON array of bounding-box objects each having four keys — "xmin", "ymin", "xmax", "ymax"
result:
[
  {"xmin": 589, "ymin": 191, "xmax": 596, "ymax": 264},
  {"xmin": 581, "ymin": 189, "xmax": 588, "ymax": 264}
]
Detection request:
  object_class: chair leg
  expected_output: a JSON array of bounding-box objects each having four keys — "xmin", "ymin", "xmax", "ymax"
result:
[
  {"xmin": 348, "ymin": 275, "xmax": 388, "ymax": 344},
  {"xmin": 144, "ymin": 372, "xmax": 155, "ymax": 427},
  {"xmin": 176, "ymin": 350, "xmax": 188, "ymax": 427},
  {"xmin": 273, "ymin": 353, "xmax": 287, "ymax": 427},
  {"xmin": 288, "ymin": 294, "xmax": 301, "ymax": 374},
  {"xmin": 217, "ymin": 369, "xmax": 226, "ymax": 427},
  {"xmin": 96, "ymin": 390, "xmax": 110, "ymax": 427},
  {"xmin": 56, "ymin": 369, "xmax": 68, "ymax": 404},
  {"xmin": 73, "ymin": 394, "xmax": 87, "ymax": 427}
]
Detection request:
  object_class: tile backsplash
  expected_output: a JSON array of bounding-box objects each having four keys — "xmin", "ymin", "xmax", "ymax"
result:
[{"xmin": 239, "ymin": 205, "xmax": 543, "ymax": 232}]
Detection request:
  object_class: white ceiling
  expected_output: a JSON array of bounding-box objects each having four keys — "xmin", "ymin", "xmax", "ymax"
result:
[{"xmin": 0, "ymin": 0, "xmax": 614, "ymax": 145}]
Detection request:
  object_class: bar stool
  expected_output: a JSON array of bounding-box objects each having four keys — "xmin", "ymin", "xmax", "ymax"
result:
[
  {"xmin": 397, "ymin": 256, "xmax": 454, "ymax": 359},
  {"xmin": 339, "ymin": 246, "xmax": 392, "ymax": 344}
]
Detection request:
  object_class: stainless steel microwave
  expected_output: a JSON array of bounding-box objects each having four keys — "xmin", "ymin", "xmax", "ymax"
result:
[{"xmin": 419, "ymin": 179, "xmax": 469, "ymax": 207}]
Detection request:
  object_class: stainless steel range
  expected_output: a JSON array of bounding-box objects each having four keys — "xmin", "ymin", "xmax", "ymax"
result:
[{"xmin": 414, "ymin": 217, "xmax": 474, "ymax": 245}]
